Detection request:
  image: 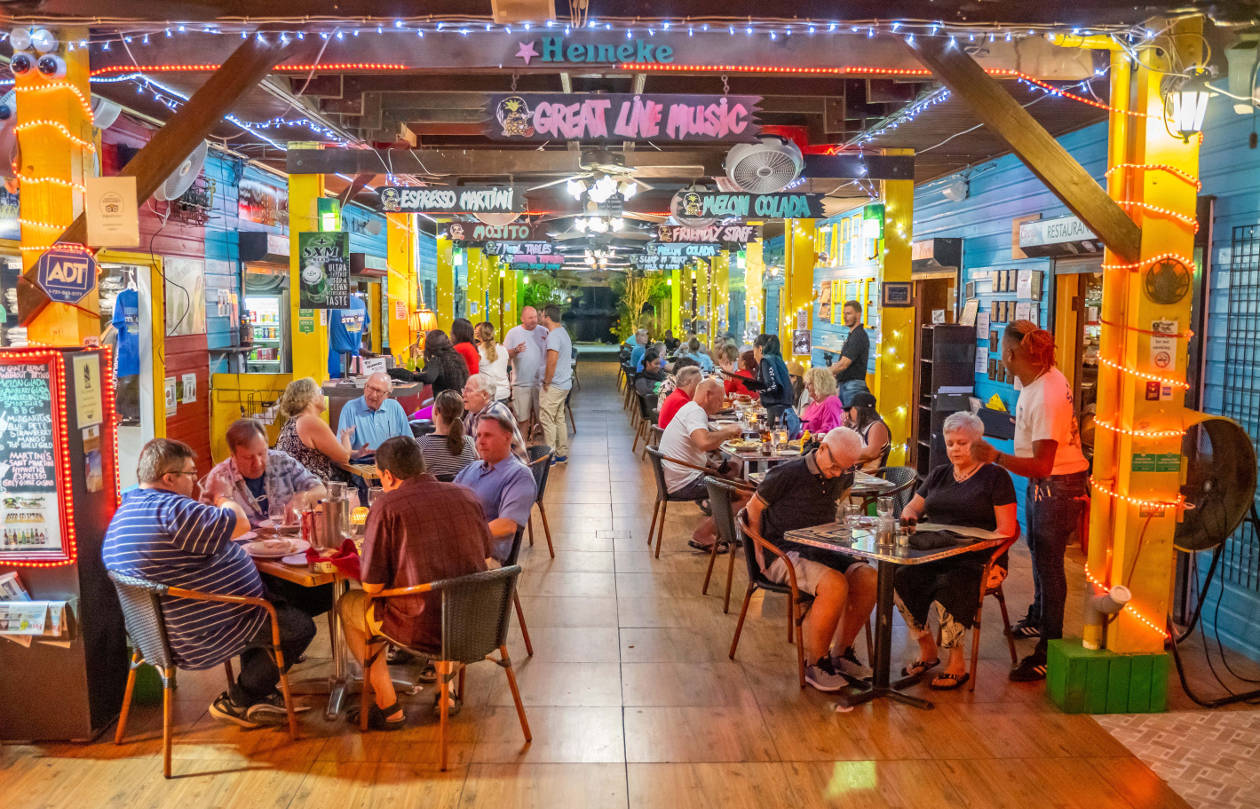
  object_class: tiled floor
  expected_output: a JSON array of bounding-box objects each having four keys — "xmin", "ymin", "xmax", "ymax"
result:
[{"xmin": 0, "ymin": 358, "xmax": 1244, "ymax": 807}]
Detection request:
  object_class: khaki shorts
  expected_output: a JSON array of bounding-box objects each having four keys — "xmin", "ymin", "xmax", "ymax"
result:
[
  {"xmin": 511, "ymin": 385, "xmax": 539, "ymax": 422},
  {"xmin": 764, "ymin": 552, "xmax": 860, "ymax": 595},
  {"xmin": 337, "ymin": 588, "xmax": 383, "ymax": 636}
]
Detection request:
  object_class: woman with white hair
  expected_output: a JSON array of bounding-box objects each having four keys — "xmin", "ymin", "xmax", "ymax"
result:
[
  {"xmin": 275, "ymin": 376, "xmax": 355, "ymax": 481},
  {"xmin": 799, "ymin": 367, "xmax": 846, "ymax": 434},
  {"xmin": 893, "ymin": 410, "xmax": 1018, "ymax": 690}
]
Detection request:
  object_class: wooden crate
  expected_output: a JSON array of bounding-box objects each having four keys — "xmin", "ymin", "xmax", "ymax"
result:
[{"xmin": 1047, "ymin": 639, "xmax": 1168, "ymax": 714}]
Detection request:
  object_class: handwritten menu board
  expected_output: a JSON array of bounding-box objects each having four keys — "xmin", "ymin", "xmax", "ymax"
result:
[{"xmin": 0, "ymin": 360, "xmax": 64, "ymax": 560}]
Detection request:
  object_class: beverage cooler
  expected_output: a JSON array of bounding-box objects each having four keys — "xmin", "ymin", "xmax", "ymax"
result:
[
  {"xmin": 0, "ymin": 346, "xmax": 126, "ymax": 741},
  {"xmin": 243, "ymin": 272, "xmax": 291, "ymax": 374}
]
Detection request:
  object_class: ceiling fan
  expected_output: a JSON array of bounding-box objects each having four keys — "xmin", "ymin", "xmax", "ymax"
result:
[{"xmin": 526, "ymin": 149, "xmax": 653, "ymax": 200}]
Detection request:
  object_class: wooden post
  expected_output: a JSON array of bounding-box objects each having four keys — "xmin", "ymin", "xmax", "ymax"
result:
[
  {"xmin": 744, "ymin": 241, "xmax": 765, "ymax": 338},
  {"xmin": 875, "ymin": 150, "xmax": 915, "ymax": 466},
  {"xmin": 435, "ymin": 235, "xmax": 455, "ymax": 332},
  {"xmin": 385, "ymin": 212, "xmax": 414, "ymax": 362},
  {"xmin": 669, "ymin": 268, "xmax": 682, "ymax": 337},
  {"xmin": 711, "ymin": 251, "xmax": 730, "ymax": 345},
  {"xmin": 465, "ymin": 247, "xmax": 487, "ymax": 328}
]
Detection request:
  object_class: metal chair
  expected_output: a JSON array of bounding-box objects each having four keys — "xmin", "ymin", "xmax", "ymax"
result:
[
  {"xmin": 643, "ymin": 446, "xmax": 719, "ymax": 558},
  {"xmin": 526, "ymin": 445, "xmax": 556, "ymax": 558},
  {"xmin": 702, "ymin": 476, "xmax": 755, "ymax": 611},
  {"xmin": 728, "ymin": 510, "xmax": 815, "ymax": 688},
  {"xmin": 871, "ymin": 465, "xmax": 919, "ymax": 514},
  {"xmin": 570, "ymin": 345, "xmax": 581, "ymax": 391},
  {"xmin": 622, "ymin": 365, "xmax": 638, "ymax": 412},
  {"xmin": 631, "ymin": 392, "xmax": 658, "ymax": 455},
  {"xmin": 565, "ymin": 388, "xmax": 576, "ymax": 435},
  {"xmin": 108, "ymin": 570, "xmax": 299, "ymax": 778},
  {"xmin": 365, "ymin": 565, "xmax": 531, "ymax": 770},
  {"xmin": 647, "ymin": 425, "xmax": 664, "ymax": 452}
]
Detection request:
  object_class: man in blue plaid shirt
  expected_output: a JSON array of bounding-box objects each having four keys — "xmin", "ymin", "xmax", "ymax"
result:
[{"xmin": 201, "ymin": 418, "xmax": 327, "ymax": 525}]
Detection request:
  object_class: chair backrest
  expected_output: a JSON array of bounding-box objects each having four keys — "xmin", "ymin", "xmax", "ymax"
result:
[
  {"xmin": 731, "ymin": 508, "xmax": 776, "ymax": 589},
  {"xmin": 527, "ymin": 444, "xmax": 554, "ymax": 501},
  {"xmin": 643, "ymin": 446, "xmax": 672, "ymax": 499},
  {"xmin": 648, "ymin": 425, "xmax": 665, "ymax": 450},
  {"xmin": 873, "ymin": 465, "xmax": 919, "ymax": 514},
  {"xmin": 410, "ymin": 419, "xmax": 436, "ymax": 438},
  {"xmin": 437, "ymin": 565, "xmax": 522, "ymax": 664},
  {"xmin": 501, "ymin": 526, "xmax": 527, "ymax": 566},
  {"xmin": 107, "ymin": 570, "xmax": 175, "ymax": 670},
  {"xmin": 636, "ymin": 390, "xmax": 655, "ymax": 420},
  {"xmin": 705, "ymin": 477, "xmax": 742, "ymax": 549}
]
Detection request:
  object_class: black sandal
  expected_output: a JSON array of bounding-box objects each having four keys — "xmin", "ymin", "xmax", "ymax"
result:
[
  {"xmin": 899, "ymin": 658, "xmax": 940, "ymax": 678},
  {"xmin": 346, "ymin": 700, "xmax": 406, "ymax": 731},
  {"xmin": 929, "ymin": 672, "xmax": 970, "ymax": 690}
]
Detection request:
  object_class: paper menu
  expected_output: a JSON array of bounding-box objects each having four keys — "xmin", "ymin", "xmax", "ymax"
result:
[
  {"xmin": 976, "ymin": 311, "xmax": 990, "ymax": 337},
  {"xmin": 975, "ymin": 346, "xmax": 989, "ymax": 373}
]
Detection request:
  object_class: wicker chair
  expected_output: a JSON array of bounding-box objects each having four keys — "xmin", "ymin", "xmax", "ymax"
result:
[
  {"xmin": 108, "ymin": 570, "xmax": 299, "ymax": 778},
  {"xmin": 702, "ymin": 476, "xmax": 755, "ymax": 610},
  {"xmin": 364, "ymin": 565, "xmax": 531, "ymax": 770},
  {"xmin": 870, "ymin": 465, "xmax": 919, "ymax": 514},
  {"xmin": 502, "ymin": 526, "xmax": 535, "ymax": 657},
  {"xmin": 631, "ymin": 392, "xmax": 658, "ymax": 455},
  {"xmin": 526, "ymin": 445, "xmax": 556, "ymax": 558}
]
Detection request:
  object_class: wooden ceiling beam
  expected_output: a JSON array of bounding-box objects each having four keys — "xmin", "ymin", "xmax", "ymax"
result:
[{"xmin": 906, "ymin": 36, "xmax": 1141, "ymax": 262}]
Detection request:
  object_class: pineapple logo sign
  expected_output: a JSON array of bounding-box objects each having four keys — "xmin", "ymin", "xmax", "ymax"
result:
[{"xmin": 35, "ymin": 249, "xmax": 97, "ymax": 304}]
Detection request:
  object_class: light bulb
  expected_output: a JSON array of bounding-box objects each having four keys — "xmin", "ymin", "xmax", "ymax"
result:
[
  {"xmin": 610, "ymin": 217, "xmax": 624, "ymax": 231},
  {"xmin": 573, "ymin": 218, "xmax": 588, "ymax": 232},
  {"xmin": 9, "ymin": 28, "xmax": 32, "ymax": 51},
  {"xmin": 566, "ymin": 178, "xmax": 587, "ymax": 199},
  {"xmin": 619, "ymin": 180, "xmax": 638, "ymax": 200}
]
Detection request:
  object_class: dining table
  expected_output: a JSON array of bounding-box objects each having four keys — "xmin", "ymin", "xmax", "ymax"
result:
[
  {"xmin": 746, "ymin": 468, "xmax": 898, "ymax": 499},
  {"xmin": 781, "ymin": 522, "xmax": 1006, "ymax": 710},
  {"xmin": 336, "ymin": 460, "xmax": 382, "ymax": 485}
]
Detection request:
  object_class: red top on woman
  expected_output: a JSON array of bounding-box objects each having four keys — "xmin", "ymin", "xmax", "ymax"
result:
[
  {"xmin": 453, "ymin": 341, "xmax": 479, "ymax": 374},
  {"xmin": 724, "ymin": 375, "xmax": 758, "ymax": 399}
]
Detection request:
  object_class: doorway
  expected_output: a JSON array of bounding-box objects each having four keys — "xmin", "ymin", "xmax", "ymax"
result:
[
  {"xmin": 1052, "ymin": 262, "xmax": 1102, "ymax": 459},
  {"xmin": 99, "ymin": 263, "xmax": 150, "ymax": 491}
]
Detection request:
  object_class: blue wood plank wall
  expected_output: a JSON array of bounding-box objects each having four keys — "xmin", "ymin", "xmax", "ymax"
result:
[
  {"xmin": 342, "ymin": 202, "xmax": 387, "ymax": 257},
  {"xmin": 417, "ymin": 230, "xmax": 437, "ymax": 308},
  {"xmin": 810, "ymin": 209, "xmax": 879, "ymax": 374}
]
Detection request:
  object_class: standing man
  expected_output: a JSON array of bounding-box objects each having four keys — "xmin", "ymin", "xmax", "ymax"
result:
[
  {"xmin": 504, "ymin": 305, "xmax": 549, "ymax": 439},
  {"xmin": 538, "ymin": 304, "xmax": 573, "ymax": 464},
  {"xmin": 828, "ymin": 300, "xmax": 870, "ymax": 406},
  {"xmin": 336, "ymin": 372, "xmax": 411, "ymax": 454}
]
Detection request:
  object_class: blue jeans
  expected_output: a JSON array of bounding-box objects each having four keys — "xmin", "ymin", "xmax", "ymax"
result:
[
  {"xmin": 839, "ymin": 379, "xmax": 869, "ymax": 408},
  {"xmin": 1024, "ymin": 471, "xmax": 1088, "ymax": 658},
  {"xmin": 230, "ymin": 601, "xmax": 316, "ymax": 704}
]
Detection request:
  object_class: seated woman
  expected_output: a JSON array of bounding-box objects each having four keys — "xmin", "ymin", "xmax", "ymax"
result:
[
  {"xmin": 451, "ymin": 317, "xmax": 480, "ymax": 375},
  {"xmin": 391, "ymin": 330, "xmax": 471, "ymax": 418},
  {"xmin": 275, "ymin": 377, "xmax": 355, "ymax": 481},
  {"xmin": 717, "ymin": 345, "xmax": 758, "ymax": 399},
  {"xmin": 418, "ymin": 390, "xmax": 479, "ymax": 480},
  {"xmin": 799, "ymin": 367, "xmax": 846, "ymax": 434},
  {"xmin": 846, "ymin": 392, "xmax": 891, "ymax": 472},
  {"xmin": 893, "ymin": 411, "xmax": 1018, "ymax": 690},
  {"xmin": 788, "ymin": 361, "xmax": 809, "ymax": 411},
  {"xmin": 634, "ymin": 347, "xmax": 668, "ymax": 399}
]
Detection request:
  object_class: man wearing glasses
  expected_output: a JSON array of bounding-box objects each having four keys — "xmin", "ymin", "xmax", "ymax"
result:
[
  {"xmin": 745, "ymin": 427, "xmax": 877, "ymax": 693},
  {"xmin": 103, "ymin": 438, "xmax": 316, "ymax": 729},
  {"xmin": 337, "ymin": 372, "xmax": 412, "ymax": 454}
]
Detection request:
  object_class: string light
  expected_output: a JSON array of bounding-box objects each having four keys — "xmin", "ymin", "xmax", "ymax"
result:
[
  {"xmin": 13, "ymin": 81, "xmax": 95, "ymax": 122},
  {"xmin": 1089, "ymin": 476, "xmax": 1184, "ymax": 512},
  {"xmin": 1100, "ymin": 252, "xmax": 1197, "ymax": 273},
  {"xmin": 1016, "ymin": 76, "xmax": 1146, "ymax": 118},
  {"xmin": 1096, "ymin": 356, "xmax": 1190, "ymax": 389},
  {"xmin": 1116, "ymin": 200, "xmax": 1199, "ymax": 232},
  {"xmin": 1083, "ymin": 564, "xmax": 1170, "ymax": 639},
  {"xmin": 14, "ymin": 120, "xmax": 96, "ymax": 151},
  {"xmin": 1105, "ymin": 162, "xmax": 1202, "ymax": 190},
  {"xmin": 13, "ymin": 172, "xmax": 86, "ymax": 193},
  {"xmin": 18, "ymin": 216, "xmax": 72, "ymax": 230},
  {"xmin": 1092, "ymin": 418, "xmax": 1187, "ymax": 439}
]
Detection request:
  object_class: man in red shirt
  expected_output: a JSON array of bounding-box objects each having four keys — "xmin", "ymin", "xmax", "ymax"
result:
[
  {"xmin": 337, "ymin": 436, "xmax": 492, "ymax": 730},
  {"xmin": 658, "ymin": 366, "xmax": 703, "ymax": 429}
]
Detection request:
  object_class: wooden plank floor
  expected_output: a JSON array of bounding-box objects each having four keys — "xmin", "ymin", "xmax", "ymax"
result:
[{"xmin": 1, "ymin": 358, "xmax": 1230, "ymax": 807}]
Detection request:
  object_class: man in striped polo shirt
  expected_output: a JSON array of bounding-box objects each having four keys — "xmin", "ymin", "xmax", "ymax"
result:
[{"xmin": 103, "ymin": 438, "xmax": 316, "ymax": 728}]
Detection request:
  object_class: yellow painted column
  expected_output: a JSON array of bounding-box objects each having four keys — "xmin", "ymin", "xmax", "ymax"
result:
[
  {"xmin": 465, "ymin": 247, "xmax": 487, "ymax": 325},
  {"xmin": 500, "ymin": 265, "xmax": 517, "ymax": 335},
  {"xmin": 1090, "ymin": 20, "xmax": 1203, "ymax": 654},
  {"xmin": 20, "ymin": 26, "xmax": 96, "ymax": 345},
  {"xmin": 669, "ymin": 269, "xmax": 681, "ymax": 335},
  {"xmin": 875, "ymin": 153, "xmax": 915, "ymax": 466},
  {"xmin": 287, "ymin": 172, "xmax": 329, "ymax": 381},
  {"xmin": 710, "ymin": 251, "xmax": 730, "ymax": 345},
  {"xmin": 385, "ymin": 212, "xmax": 415, "ymax": 361},
  {"xmin": 783, "ymin": 219, "xmax": 817, "ymax": 364},
  {"xmin": 693, "ymin": 259, "xmax": 710, "ymax": 340},
  {"xmin": 745, "ymin": 241, "xmax": 764, "ymax": 337},
  {"xmin": 435, "ymin": 235, "xmax": 455, "ymax": 332}
]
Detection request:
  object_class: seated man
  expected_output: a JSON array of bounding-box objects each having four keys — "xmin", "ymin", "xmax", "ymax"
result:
[
  {"xmin": 337, "ymin": 372, "xmax": 412, "ymax": 454},
  {"xmin": 103, "ymin": 438, "xmax": 316, "ymax": 727},
  {"xmin": 658, "ymin": 378, "xmax": 744, "ymax": 551},
  {"xmin": 454, "ymin": 409, "xmax": 538, "ymax": 561},
  {"xmin": 463, "ymin": 373, "xmax": 526, "ymax": 459},
  {"xmin": 745, "ymin": 427, "xmax": 877, "ymax": 692},
  {"xmin": 202, "ymin": 418, "xmax": 327, "ymax": 525},
  {"xmin": 679, "ymin": 337, "xmax": 715, "ymax": 372},
  {"xmin": 337, "ymin": 436, "xmax": 492, "ymax": 730},
  {"xmin": 658, "ymin": 366, "xmax": 702, "ymax": 429}
]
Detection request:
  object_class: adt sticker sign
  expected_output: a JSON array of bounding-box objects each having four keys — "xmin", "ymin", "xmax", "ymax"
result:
[{"xmin": 35, "ymin": 249, "xmax": 96, "ymax": 304}]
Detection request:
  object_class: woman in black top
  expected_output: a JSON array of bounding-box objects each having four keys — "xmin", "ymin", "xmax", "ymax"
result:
[
  {"xmin": 389, "ymin": 330, "xmax": 470, "ymax": 399},
  {"xmin": 417, "ymin": 390, "xmax": 479, "ymax": 480},
  {"xmin": 749, "ymin": 333, "xmax": 794, "ymax": 423},
  {"xmin": 894, "ymin": 411, "xmax": 1018, "ymax": 689}
]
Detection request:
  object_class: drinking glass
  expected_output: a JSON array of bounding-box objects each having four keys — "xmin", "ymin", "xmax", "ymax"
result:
[
  {"xmin": 876, "ymin": 496, "xmax": 895, "ymax": 520},
  {"xmin": 842, "ymin": 501, "xmax": 861, "ymax": 527},
  {"xmin": 368, "ymin": 486, "xmax": 384, "ymax": 507},
  {"xmin": 268, "ymin": 499, "xmax": 287, "ymax": 526}
]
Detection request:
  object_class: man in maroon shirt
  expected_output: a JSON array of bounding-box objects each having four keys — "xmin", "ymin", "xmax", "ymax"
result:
[
  {"xmin": 337, "ymin": 436, "xmax": 492, "ymax": 730},
  {"xmin": 658, "ymin": 366, "xmax": 702, "ymax": 429}
]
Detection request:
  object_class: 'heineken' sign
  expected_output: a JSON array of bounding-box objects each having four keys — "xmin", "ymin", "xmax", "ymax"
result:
[
  {"xmin": 380, "ymin": 185, "xmax": 525, "ymax": 214},
  {"xmin": 657, "ymin": 223, "xmax": 762, "ymax": 244},
  {"xmin": 647, "ymin": 242, "xmax": 721, "ymax": 258},
  {"xmin": 487, "ymin": 93, "xmax": 761, "ymax": 143},
  {"xmin": 672, "ymin": 192, "xmax": 825, "ymax": 220},
  {"xmin": 514, "ymin": 36, "xmax": 675, "ymax": 67}
]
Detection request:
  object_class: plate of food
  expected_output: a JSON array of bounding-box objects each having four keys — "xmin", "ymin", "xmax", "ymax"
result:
[
  {"xmin": 242, "ymin": 538, "xmax": 311, "ymax": 559},
  {"xmin": 723, "ymin": 439, "xmax": 763, "ymax": 453}
]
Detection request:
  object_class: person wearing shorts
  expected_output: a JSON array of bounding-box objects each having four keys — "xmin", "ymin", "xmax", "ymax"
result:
[
  {"xmin": 745, "ymin": 427, "xmax": 877, "ymax": 692},
  {"xmin": 504, "ymin": 306, "xmax": 549, "ymax": 432}
]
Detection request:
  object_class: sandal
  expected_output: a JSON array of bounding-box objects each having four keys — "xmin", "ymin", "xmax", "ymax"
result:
[
  {"xmin": 929, "ymin": 672, "xmax": 970, "ymax": 690},
  {"xmin": 688, "ymin": 538, "xmax": 728, "ymax": 554},
  {"xmin": 433, "ymin": 693, "xmax": 462, "ymax": 718},
  {"xmin": 899, "ymin": 658, "xmax": 940, "ymax": 678},
  {"xmin": 346, "ymin": 700, "xmax": 406, "ymax": 731}
]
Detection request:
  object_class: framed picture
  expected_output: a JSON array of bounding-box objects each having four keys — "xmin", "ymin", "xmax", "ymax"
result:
[
  {"xmin": 882, "ymin": 281, "xmax": 913, "ymax": 307},
  {"xmin": 959, "ymin": 298, "xmax": 980, "ymax": 327},
  {"xmin": 792, "ymin": 329, "xmax": 812, "ymax": 355}
]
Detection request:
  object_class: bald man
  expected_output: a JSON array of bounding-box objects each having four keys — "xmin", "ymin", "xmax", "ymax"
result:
[
  {"xmin": 337, "ymin": 372, "xmax": 411, "ymax": 454},
  {"xmin": 658, "ymin": 378, "xmax": 746, "ymax": 550},
  {"xmin": 504, "ymin": 305, "xmax": 550, "ymax": 429},
  {"xmin": 746, "ymin": 427, "xmax": 877, "ymax": 692}
]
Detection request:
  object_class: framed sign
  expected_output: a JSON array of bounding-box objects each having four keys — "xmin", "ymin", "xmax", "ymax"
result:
[
  {"xmin": 449, "ymin": 221, "xmax": 545, "ymax": 244},
  {"xmin": 671, "ymin": 191, "xmax": 825, "ymax": 220},
  {"xmin": 485, "ymin": 93, "xmax": 761, "ymax": 143},
  {"xmin": 379, "ymin": 185, "xmax": 526, "ymax": 215},
  {"xmin": 297, "ymin": 231, "xmax": 351, "ymax": 309},
  {"xmin": 657, "ymin": 223, "xmax": 761, "ymax": 244},
  {"xmin": 881, "ymin": 281, "xmax": 913, "ymax": 308},
  {"xmin": 647, "ymin": 242, "xmax": 721, "ymax": 258}
]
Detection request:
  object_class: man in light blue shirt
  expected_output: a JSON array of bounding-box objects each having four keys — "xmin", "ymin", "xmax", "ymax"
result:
[
  {"xmin": 336, "ymin": 372, "xmax": 411, "ymax": 453},
  {"xmin": 678, "ymin": 337, "xmax": 714, "ymax": 372},
  {"xmin": 629, "ymin": 328, "xmax": 649, "ymax": 373},
  {"xmin": 454, "ymin": 409, "xmax": 537, "ymax": 561},
  {"xmin": 540, "ymin": 304, "xmax": 574, "ymax": 463}
]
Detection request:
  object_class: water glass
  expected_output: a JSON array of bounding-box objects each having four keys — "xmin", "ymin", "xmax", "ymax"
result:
[
  {"xmin": 368, "ymin": 486, "xmax": 384, "ymax": 507},
  {"xmin": 876, "ymin": 496, "xmax": 895, "ymax": 519},
  {"xmin": 842, "ymin": 501, "xmax": 861, "ymax": 527}
]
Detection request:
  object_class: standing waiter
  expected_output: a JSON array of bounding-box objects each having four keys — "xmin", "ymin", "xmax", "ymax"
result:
[
  {"xmin": 828, "ymin": 300, "xmax": 870, "ymax": 406},
  {"xmin": 970, "ymin": 320, "xmax": 1089, "ymax": 682}
]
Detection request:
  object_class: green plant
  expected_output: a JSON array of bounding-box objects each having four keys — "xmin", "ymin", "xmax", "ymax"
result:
[
  {"xmin": 612, "ymin": 268, "xmax": 671, "ymax": 340},
  {"xmin": 519, "ymin": 275, "xmax": 572, "ymax": 310}
]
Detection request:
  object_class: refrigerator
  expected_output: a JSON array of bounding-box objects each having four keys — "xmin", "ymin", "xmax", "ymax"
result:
[{"xmin": 244, "ymin": 272, "xmax": 291, "ymax": 374}]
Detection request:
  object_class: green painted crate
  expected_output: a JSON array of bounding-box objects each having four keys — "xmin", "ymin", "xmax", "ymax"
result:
[{"xmin": 1047, "ymin": 639, "xmax": 1168, "ymax": 714}]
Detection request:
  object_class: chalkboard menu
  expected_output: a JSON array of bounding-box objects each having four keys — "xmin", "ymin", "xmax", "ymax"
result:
[{"xmin": 0, "ymin": 356, "xmax": 67, "ymax": 562}]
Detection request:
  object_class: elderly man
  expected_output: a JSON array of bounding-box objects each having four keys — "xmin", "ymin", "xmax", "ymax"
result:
[
  {"xmin": 103, "ymin": 438, "xmax": 316, "ymax": 727},
  {"xmin": 337, "ymin": 436, "xmax": 492, "ymax": 729},
  {"xmin": 337, "ymin": 372, "xmax": 410, "ymax": 454},
  {"xmin": 746, "ymin": 427, "xmax": 877, "ymax": 692},
  {"xmin": 658, "ymin": 365, "xmax": 702, "ymax": 429},
  {"xmin": 539, "ymin": 304, "xmax": 573, "ymax": 464},
  {"xmin": 463, "ymin": 373, "xmax": 525, "ymax": 458},
  {"xmin": 658, "ymin": 378, "xmax": 744, "ymax": 551},
  {"xmin": 454, "ymin": 408, "xmax": 537, "ymax": 562},
  {"xmin": 202, "ymin": 418, "xmax": 326, "ymax": 525},
  {"xmin": 504, "ymin": 305, "xmax": 549, "ymax": 433}
]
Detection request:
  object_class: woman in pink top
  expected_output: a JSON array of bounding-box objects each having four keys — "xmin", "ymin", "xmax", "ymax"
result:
[{"xmin": 800, "ymin": 367, "xmax": 847, "ymax": 434}]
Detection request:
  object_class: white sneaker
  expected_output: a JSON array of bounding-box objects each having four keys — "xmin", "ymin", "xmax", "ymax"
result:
[
  {"xmin": 831, "ymin": 647, "xmax": 873, "ymax": 682},
  {"xmin": 804, "ymin": 659, "xmax": 849, "ymax": 693}
]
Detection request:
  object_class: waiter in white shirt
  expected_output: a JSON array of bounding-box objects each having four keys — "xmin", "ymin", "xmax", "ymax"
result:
[
  {"xmin": 971, "ymin": 320, "xmax": 1089, "ymax": 683},
  {"xmin": 503, "ymin": 305, "xmax": 549, "ymax": 435}
]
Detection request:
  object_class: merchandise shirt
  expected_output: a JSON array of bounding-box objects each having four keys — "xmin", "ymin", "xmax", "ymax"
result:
[
  {"xmin": 336, "ymin": 396, "xmax": 411, "ymax": 451},
  {"xmin": 201, "ymin": 449, "xmax": 323, "ymax": 525},
  {"xmin": 504, "ymin": 323, "xmax": 549, "ymax": 388},
  {"xmin": 658, "ymin": 400, "xmax": 711, "ymax": 493},
  {"xmin": 545, "ymin": 325, "xmax": 573, "ymax": 389},
  {"xmin": 111, "ymin": 288, "xmax": 141, "ymax": 378},
  {"xmin": 1013, "ymin": 367, "xmax": 1089, "ymax": 477},
  {"xmin": 327, "ymin": 295, "xmax": 371, "ymax": 378},
  {"xmin": 836, "ymin": 325, "xmax": 870, "ymax": 384},
  {"xmin": 102, "ymin": 488, "xmax": 265, "ymax": 669}
]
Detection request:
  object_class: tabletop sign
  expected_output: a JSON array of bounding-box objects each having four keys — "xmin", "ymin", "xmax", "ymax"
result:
[
  {"xmin": 297, "ymin": 231, "xmax": 351, "ymax": 310},
  {"xmin": 657, "ymin": 223, "xmax": 762, "ymax": 244},
  {"xmin": 0, "ymin": 358, "xmax": 67, "ymax": 562},
  {"xmin": 629, "ymin": 254, "xmax": 688, "ymax": 271},
  {"xmin": 670, "ymin": 191, "xmax": 825, "ymax": 221},
  {"xmin": 485, "ymin": 93, "xmax": 761, "ymax": 143},
  {"xmin": 379, "ymin": 185, "xmax": 526, "ymax": 215},
  {"xmin": 484, "ymin": 241, "xmax": 556, "ymax": 257},
  {"xmin": 34, "ymin": 248, "xmax": 97, "ymax": 304},
  {"xmin": 647, "ymin": 242, "xmax": 721, "ymax": 258}
]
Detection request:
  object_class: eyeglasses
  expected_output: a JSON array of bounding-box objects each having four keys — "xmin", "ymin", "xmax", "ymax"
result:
[
  {"xmin": 815, "ymin": 445, "xmax": 847, "ymax": 476},
  {"xmin": 168, "ymin": 469, "xmax": 199, "ymax": 478}
]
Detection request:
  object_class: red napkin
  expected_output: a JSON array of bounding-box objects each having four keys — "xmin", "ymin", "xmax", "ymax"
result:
[{"xmin": 305, "ymin": 538, "xmax": 362, "ymax": 581}]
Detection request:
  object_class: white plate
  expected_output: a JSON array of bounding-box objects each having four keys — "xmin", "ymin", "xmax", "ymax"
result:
[
  {"xmin": 234, "ymin": 531, "xmax": 258, "ymax": 543},
  {"xmin": 243, "ymin": 539, "xmax": 310, "ymax": 559},
  {"xmin": 281, "ymin": 553, "xmax": 310, "ymax": 566}
]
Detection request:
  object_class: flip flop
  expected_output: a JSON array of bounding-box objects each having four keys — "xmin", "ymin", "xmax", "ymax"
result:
[
  {"xmin": 899, "ymin": 658, "xmax": 940, "ymax": 678},
  {"xmin": 929, "ymin": 672, "xmax": 970, "ymax": 690}
]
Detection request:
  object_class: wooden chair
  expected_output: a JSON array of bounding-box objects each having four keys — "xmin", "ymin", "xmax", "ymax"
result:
[
  {"xmin": 728, "ymin": 510, "xmax": 814, "ymax": 688},
  {"xmin": 969, "ymin": 536, "xmax": 1020, "ymax": 691},
  {"xmin": 108, "ymin": 570, "xmax": 299, "ymax": 778},
  {"xmin": 525, "ymin": 446, "xmax": 556, "ymax": 558},
  {"xmin": 631, "ymin": 392, "xmax": 657, "ymax": 455},
  {"xmin": 702, "ymin": 476, "xmax": 755, "ymax": 610},
  {"xmin": 643, "ymin": 447, "xmax": 741, "ymax": 558},
  {"xmin": 645, "ymin": 425, "xmax": 664, "ymax": 460},
  {"xmin": 364, "ymin": 565, "xmax": 531, "ymax": 770}
]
